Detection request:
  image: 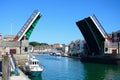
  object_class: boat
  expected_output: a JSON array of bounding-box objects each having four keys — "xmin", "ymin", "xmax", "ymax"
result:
[
  {"xmin": 23, "ymin": 53, "xmax": 43, "ymax": 77},
  {"xmin": 27, "ymin": 58, "xmax": 43, "ymax": 76},
  {"xmin": 50, "ymin": 52, "xmax": 61, "ymax": 56}
]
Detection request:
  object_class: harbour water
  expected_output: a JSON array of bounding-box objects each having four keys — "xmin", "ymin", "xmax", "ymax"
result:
[{"xmin": 30, "ymin": 54, "xmax": 120, "ymax": 80}]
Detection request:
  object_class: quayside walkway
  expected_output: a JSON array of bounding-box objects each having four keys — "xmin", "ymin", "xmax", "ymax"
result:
[{"xmin": 10, "ymin": 69, "xmax": 30, "ymax": 80}]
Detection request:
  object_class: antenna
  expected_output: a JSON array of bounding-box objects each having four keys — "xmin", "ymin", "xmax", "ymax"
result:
[{"xmin": 10, "ymin": 20, "xmax": 13, "ymax": 35}]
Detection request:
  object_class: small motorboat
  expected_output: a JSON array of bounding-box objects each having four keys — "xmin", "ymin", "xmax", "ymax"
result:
[
  {"xmin": 27, "ymin": 58, "xmax": 43, "ymax": 77},
  {"xmin": 23, "ymin": 53, "xmax": 43, "ymax": 77}
]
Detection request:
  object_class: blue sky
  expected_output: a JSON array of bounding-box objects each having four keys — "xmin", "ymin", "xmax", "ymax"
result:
[{"xmin": 0, "ymin": 0, "xmax": 120, "ymax": 44}]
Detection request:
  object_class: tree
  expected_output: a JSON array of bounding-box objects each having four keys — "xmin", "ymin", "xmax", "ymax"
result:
[{"xmin": 29, "ymin": 41, "xmax": 48, "ymax": 46}]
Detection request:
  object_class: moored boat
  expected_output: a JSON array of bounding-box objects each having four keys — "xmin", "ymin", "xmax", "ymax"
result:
[
  {"xmin": 22, "ymin": 53, "xmax": 43, "ymax": 77},
  {"xmin": 27, "ymin": 58, "xmax": 43, "ymax": 76}
]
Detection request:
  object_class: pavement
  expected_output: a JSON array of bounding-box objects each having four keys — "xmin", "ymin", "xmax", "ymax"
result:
[{"xmin": 10, "ymin": 69, "xmax": 30, "ymax": 80}]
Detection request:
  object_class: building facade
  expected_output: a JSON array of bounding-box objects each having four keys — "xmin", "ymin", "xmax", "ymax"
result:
[
  {"xmin": 111, "ymin": 30, "xmax": 120, "ymax": 42},
  {"xmin": 104, "ymin": 30, "xmax": 120, "ymax": 54},
  {"xmin": 31, "ymin": 43, "xmax": 69, "ymax": 54},
  {"xmin": 68, "ymin": 39, "xmax": 86, "ymax": 56},
  {"xmin": 0, "ymin": 35, "xmax": 29, "ymax": 56}
]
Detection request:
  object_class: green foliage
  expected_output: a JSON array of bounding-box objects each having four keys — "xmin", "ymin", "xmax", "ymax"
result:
[{"xmin": 29, "ymin": 41, "xmax": 48, "ymax": 46}]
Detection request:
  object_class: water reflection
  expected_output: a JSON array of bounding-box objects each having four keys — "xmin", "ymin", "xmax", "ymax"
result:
[
  {"xmin": 35, "ymin": 55, "xmax": 86, "ymax": 80},
  {"xmin": 83, "ymin": 63, "xmax": 120, "ymax": 80},
  {"xmin": 33, "ymin": 54, "xmax": 120, "ymax": 80}
]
